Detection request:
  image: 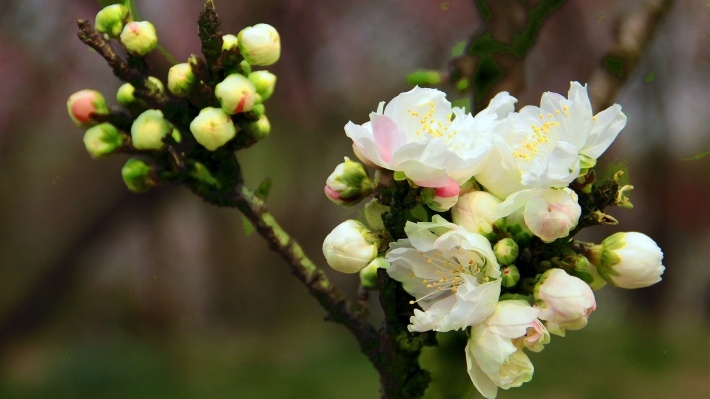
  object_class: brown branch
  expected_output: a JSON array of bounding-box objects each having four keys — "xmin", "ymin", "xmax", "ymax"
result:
[
  {"xmin": 588, "ymin": 0, "xmax": 675, "ymax": 113},
  {"xmin": 76, "ymin": 8, "xmax": 431, "ymax": 398},
  {"xmin": 228, "ymin": 183, "xmax": 380, "ymax": 350},
  {"xmin": 76, "ymin": 20, "xmax": 196, "ymax": 130},
  {"xmin": 453, "ymin": 0, "xmax": 567, "ymax": 112}
]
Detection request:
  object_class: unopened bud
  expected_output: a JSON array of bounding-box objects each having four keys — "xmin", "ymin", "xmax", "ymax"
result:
[
  {"xmin": 167, "ymin": 63, "xmax": 195, "ymax": 96},
  {"xmin": 452, "ymin": 190, "xmax": 503, "ymax": 240},
  {"xmin": 587, "ymin": 232, "xmax": 665, "ymax": 289},
  {"xmin": 323, "ymin": 220, "xmax": 380, "ymax": 274},
  {"xmin": 189, "ymin": 107, "xmax": 237, "ymax": 151},
  {"xmin": 83, "ymin": 123, "xmax": 123, "ymax": 159},
  {"xmin": 493, "ymin": 238, "xmax": 519, "ymax": 266},
  {"xmin": 244, "ymin": 115, "xmax": 271, "ymax": 141},
  {"xmin": 120, "ymin": 21, "xmax": 158, "ymax": 56},
  {"xmin": 131, "ymin": 109, "xmax": 172, "ymax": 150},
  {"xmin": 421, "ymin": 179, "xmax": 460, "ymax": 212},
  {"xmin": 324, "ymin": 157, "xmax": 373, "ymax": 206},
  {"xmin": 566, "ymin": 255, "xmax": 606, "ymax": 290},
  {"xmin": 146, "ymin": 76, "xmax": 164, "ymax": 95},
  {"xmin": 501, "ymin": 265, "xmax": 520, "ymax": 288},
  {"xmin": 222, "ymin": 34, "xmax": 239, "ymax": 51},
  {"xmin": 248, "ymin": 70, "xmax": 276, "ymax": 101},
  {"xmin": 95, "ymin": 4, "xmax": 128, "ymax": 37},
  {"xmin": 116, "ymin": 83, "xmax": 136, "ymax": 105},
  {"xmin": 215, "ymin": 73, "xmax": 257, "ymax": 114},
  {"xmin": 121, "ymin": 158, "xmax": 154, "ymax": 193},
  {"xmin": 360, "ymin": 257, "xmax": 389, "ymax": 289},
  {"xmin": 67, "ymin": 89, "xmax": 108, "ymax": 127},
  {"xmin": 238, "ymin": 23, "xmax": 281, "ymax": 66}
]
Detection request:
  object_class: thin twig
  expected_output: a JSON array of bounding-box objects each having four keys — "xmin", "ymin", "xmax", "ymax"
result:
[{"xmin": 588, "ymin": 0, "xmax": 675, "ymax": 112}]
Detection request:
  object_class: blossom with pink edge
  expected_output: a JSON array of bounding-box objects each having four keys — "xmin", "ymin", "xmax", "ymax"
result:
[
  {"xmin": 420, "ymin": 178, "xmax": 461, "ymax": 212},
  {"xmin": 465, "ymin": 300, "xmax": 547, "ymax": 399},
  {"xmin": 345, "ymin": 87, "xmax": 516, "ymax": 190},
  {"xmin": 495, "ymin": 187, "xmax": 581, "ymax": 242},
  {"xmin": 534, "ymin": 268, "xmax": 596, "ymax": 336}
]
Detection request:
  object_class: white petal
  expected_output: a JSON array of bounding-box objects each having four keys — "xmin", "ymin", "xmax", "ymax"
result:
[{"xmin": 466, "ymin": 339, "xmax": 500, "ymax": 399}]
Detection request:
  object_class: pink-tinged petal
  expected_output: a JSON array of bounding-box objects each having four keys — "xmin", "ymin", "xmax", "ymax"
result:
[
  {"xmin": 324, "ymin": 186, "xmax": 341, "ymax": 200},
  {"xmin": 371, "ymin": 114, "xmax": 406, "ymax": 163},
  {"xmin": 434, "ymin": 177, "xmax": 461, "ymax": 197}
]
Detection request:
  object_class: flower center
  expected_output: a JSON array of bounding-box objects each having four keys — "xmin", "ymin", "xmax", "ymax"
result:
[
  {"xmin": 408, "ymin": 250, "xmax": 487, "ymax": 304},
  {"xmin": 513, "ymin": 111, "xmax": 563, "ymax": 161},
  {"xmin": 408, "ymin": 101, "xmax": 458, "ymax": 141}
]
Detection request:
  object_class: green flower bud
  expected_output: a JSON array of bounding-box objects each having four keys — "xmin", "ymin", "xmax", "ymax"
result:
[
  {"xmin": 83, "ymin": 123, "xmax": 123, "ymax": 159},
  {"xmin": 189, "ymin": 107, "xmax": 237, "ymax": 151},
  {"xmin": 248, "ymin": 70, "xmax": 276, "ymax": 101},
  {"xmin": 67, "ymin": 89, "xmax": 108, "ymax": 127},
  {"xmin": 116, "ymin": 83, "xmax": 136, "ymax": 105},
  {"xmin": 566, "ymin": 255, "xmax": 606, "ymax": 290},
  {"xmin": 215, "ymin": 73, "xmax": 257, "ymax": 114},
  {"xmin": 237, "ymin": 23, "xmax": 281, "ymax": 66},
  {"xmin": 238, "ymin": 60, "xmax": 252, "ymax": 76},
  {"xmin": 244, "ymin": 115, "xmax": 271, "ymax": 141},
  {"xmin": 360, "ymin": 257, "xmax": 389, "ymax": 289},
  {"xmin": 324, "ymin": 157, "xmax": 373, "ymax": 206},
  {"xmin": 493, "ymin": 238, "xmax": 519, "ymax": 266},
  {"xmin": 120, "ymin": 21, "xmax": 158, "ymax": 56},
  {"xmin": 501, "ymin": 265, "xmax": 520, "ymax": 288},
  {"xmin": 222, "ymin": 34, "xmax": 239, "ymax": 51},
  {"xmin": 121, "ymin": 158, "xmax": 153, "ymax": 193},
  {"xmin": 167, "ymin": 63, "xmax": 195, "ymax": 96},
  {"xmin": 146, "ymin": 76, "xmax": 164, "ymax": 94},
  {"xmin": 131, "ymin": 109, "xmax": 172, "ymax": 150},
  {"xmin": 95, "ymin": 4, "xmax": 129, "ymax": 37}
]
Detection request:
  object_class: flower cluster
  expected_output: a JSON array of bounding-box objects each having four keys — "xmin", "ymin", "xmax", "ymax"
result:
[
  {"xmin": 68, "ymin": 4, "xmax": 280, "ymax": 191},
  {"xmin": 323, "ymin": 84, "xmax": 665, "ymax": 398}
]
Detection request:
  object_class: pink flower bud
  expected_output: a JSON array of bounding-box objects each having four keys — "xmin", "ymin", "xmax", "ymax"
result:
[
  {"xmin": 120, "ymin": 21, "xmax": 157, "ymax": 56},
  {"xmin": 534, "ymin": 268, "xmax": 596, "ymax": 336},
  {"xmin": 67, "ymin": 89, "xmax": 108, "ymax": 127},
  {"xmin": 215, "ymin": 74, "xmax": 257, "ymax": 114}
]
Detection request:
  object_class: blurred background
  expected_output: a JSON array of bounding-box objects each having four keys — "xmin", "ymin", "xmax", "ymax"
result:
[{"xmin": 0, "ymin": 0, "xmax": 708, "ymax": 398}]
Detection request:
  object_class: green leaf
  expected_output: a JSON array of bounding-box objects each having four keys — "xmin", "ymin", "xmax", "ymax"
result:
[
  {"xmin": 475, "ymin": 0, "xmax": 493, "ymax": 20},
  {"xmin": 604, "ymin": 56, "xmax": 625, "ymax": 78},
  {"xmin": 255, "ymin": 178, "xmax": 273, "ymax": 200},
  {"xmin": 450, "ymin": 40, "xmax": 467, "ymax": 57},
  {"xmin": 645, "ymin": 71, "xmax": 655, "ymax": 82},
  {"xmin": 683, "ymin": 150, "xmax": 710, "ymax": 161},
  {"xmin": 406, "ymin": 70, "xmax": 442, "ymax": 87},
  {"xmin": 242, "ymin": 216, "xmax": 255, "ymax": 237},
  {"xmin": 451, "ymin": 97, "xmax": 471, "ymax": 113}
]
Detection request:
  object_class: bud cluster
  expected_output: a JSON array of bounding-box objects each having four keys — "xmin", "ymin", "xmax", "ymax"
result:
[{"xmin": 68, "ymin": 3, "xmax": 282, "ymax": 193}]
